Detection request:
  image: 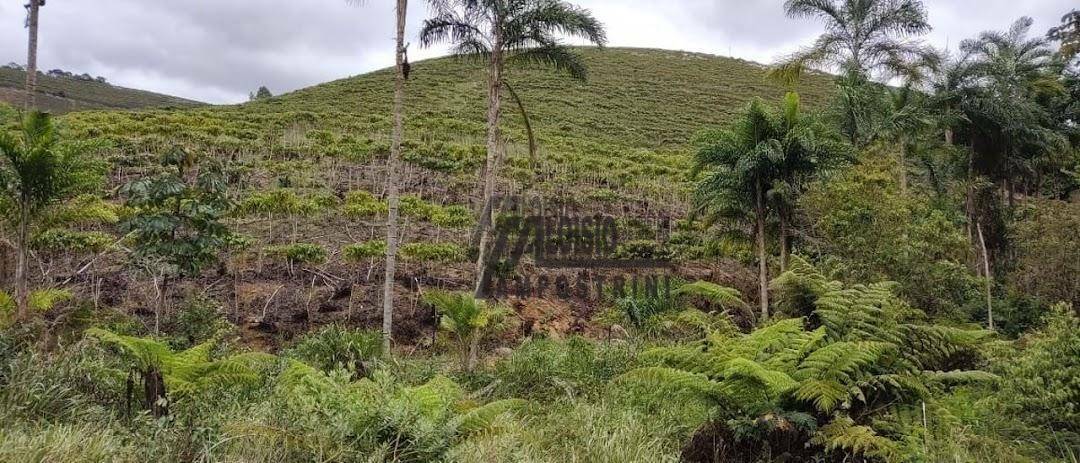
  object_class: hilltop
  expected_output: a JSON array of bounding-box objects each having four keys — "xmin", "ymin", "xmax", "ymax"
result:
[{"xmin": 0, "ymin": 67, "xmax": 202, "ymax": 113}]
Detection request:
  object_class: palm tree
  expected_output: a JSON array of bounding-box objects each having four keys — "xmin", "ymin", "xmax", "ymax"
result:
[
  {"xmin": 881, "ymin": 84, "xmax": 932, "ymax": 195},
  {"xmin": 694, "ymin": 94, "xmax": 845, "ymax": 318},
  {"xmin": 772, "ymin": 0, "xmax": 932, "ymax": 82},
  {"xmin": 24, "ymin": 0, "xmax": 44, "ymax": 109},
  {"xmin": 346, "ymin": 0, "xmax": 407, "ymax": 355},
  {"xmin": 422, "ymin": 290, "xmax": 509, "ymax": 371},
  {"xmin": 419, "ymin": 0, "xmax": 607, "ymax": 298},
  {"xmin": 0, "ymin": 112, "xmax": 98, "ymax": 320},
  {"xmin": 961, "ymin": 17, "xmax": 1064, "ymax": 207}
]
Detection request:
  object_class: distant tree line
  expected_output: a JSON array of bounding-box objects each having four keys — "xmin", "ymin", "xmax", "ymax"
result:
[{"xmin": 1, "ymin": 62, "xmax": 108, "ymax": 84}]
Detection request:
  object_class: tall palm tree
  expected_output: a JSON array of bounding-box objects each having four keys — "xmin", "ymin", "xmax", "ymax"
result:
[
  {"xmin": 881, "ymin": 84, "xmax": 932, "ymax": 195},
  {"xmin": 0, "ymin": 112, "xmax": 97, "ymax": 320},
  {"xmin": 347, "ymin": 0, "xmax": 408, "ymax": 354},
  {"xmin": 693, "ymin": 94, "xmax": 844, "ymax": 319},
  {"xmin": 961, "ymin": 17, "xmax": 1064, "ymax": 206},
  {"xmin": 24, "ymin": 0, "xmax": 44, "ymax": 109},
  {"xmin": 419, "ymin": 0, "xmax": 606, "ymax": 298},
  {"xmin": 772, "ymin": 0, "xmax": 932, "ymax": 82}
]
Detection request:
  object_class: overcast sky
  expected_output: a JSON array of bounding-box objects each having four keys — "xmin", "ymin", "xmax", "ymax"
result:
[{"xmin": 0, "ymin": 0, "xmax": 1073, "ymax": 104}]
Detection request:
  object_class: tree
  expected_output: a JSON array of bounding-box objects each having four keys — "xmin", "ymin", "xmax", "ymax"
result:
[
  {"xmin": 693, "ymin": 93, "xmax": 845, "ymax": 318},
  {"xmin": 881, "ymin": 84, "xmax": 933, "ymax": 195},
  {"xmin": 422, "ymin": 290, "xmax": 509, "ymax": 372},
  {"xmin": 120, "ymin": 147, "xmax": 232, "ymax": 334},
  {"xmin": 419, "ymin": 0, "xmax": 607, "ymax": 298},
  {"xmin": 24, "ymin": 0, "xmax": 44, "ymax": 109},
  {"xmin": 961, "ymin": 17, "xmax": 1066, "ymax": 208},
  {"xmin": 772, "ymin": 0, "xmax": 932, "ymax": 83},
  {"xmin": 249, "ymin": 86, "xmax": 273, "ymax": 100},
  {"xmin": 346, "ymin": 0, "xmax": 407, "ymax": 356},
  {"xmin": 0, "ymin": 111, "xmax": 100, "ymax": 321},
  {"xmin": 1047, "ymin": 9, "xmax": 1080, "ymax": 62}
]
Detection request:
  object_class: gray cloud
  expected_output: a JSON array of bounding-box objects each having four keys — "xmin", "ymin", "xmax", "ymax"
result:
[{"xmin": 1, "ymin": 0, "xmax": 1074, "ymax": 103}]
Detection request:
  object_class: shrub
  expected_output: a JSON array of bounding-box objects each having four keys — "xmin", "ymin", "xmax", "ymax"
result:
[
  {"xmin": 400, "ymin": 242, "xmax": 466, "ymax": 263},
  {"xmin": 494, "ymin": 337, "xmax": 638, "ymax": 400},
  {"xmin": 288, "ymin": 325, "xmax": 383, "ymax": 378},
  {"xmin": 342, "ymin": 240, "xmax": 387, "ymax": 262},
  {"xmin": 264, "ymin": 243, "xmax": 327, "ymax": 266}
]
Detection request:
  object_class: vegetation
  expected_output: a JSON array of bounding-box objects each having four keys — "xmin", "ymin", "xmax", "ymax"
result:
[{"xmin": 0, "ymin": 1, "xmax": 1077, "ymax": 461}]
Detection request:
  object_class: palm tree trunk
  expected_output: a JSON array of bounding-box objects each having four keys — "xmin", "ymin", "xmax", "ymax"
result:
[
  {"xmin": 976, "ymin": 222, "xmax": 993, "ymax": 331},
  {"xmin": 24, "ymin": 0, "xmax": 41, "ymax": 110},
  {"xmin": 465, "ymin": 335, "xmax": 479, "ymax": 372},
  {"xmin": 754, "ymin": 179, "xmax": 769, "ymax": 319},
  {"xmin": 779, "ymin": 211, "xmax": 789, "ymax": 274},
  {"xmin": 473, "ymin": 34, "xmax": 504, "ymax": 299},
  {"xmin": 899, "ymin": 142, "xmax": 908, "ymax": 196},
  {"xmin": 14, "ymin": 204, "xmax": 29, "ymax": 321},
  {"xmin": 381, "ymin": 0, "xmax": 408, "ymax": 355}
]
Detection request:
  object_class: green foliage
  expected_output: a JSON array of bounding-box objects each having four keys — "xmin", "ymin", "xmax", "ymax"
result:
[
  {"xmin": 619, "ymin": 258, "xmax": 993, "ymax": 460},
  {"xmin": 998, "ymin": 304, "xmax": 1080, "ymax": 447},
  {"xmin": 30, "ymin": 229, "xmax": 113, "ymax": 253},
  {"xmin": 238, "ymin": 362, "xmax": 524, "ymax": 462},
  {"xmin": 1009, "ymin": 199, "xmax": 1080, "ymax": 310},
  {"xmin": 342, "ymin": 190, "xmax": 387, "ymax": 218},
  {"xmin": 0, "ymin": 289, "xmax": 71, "ymax": 328},
  {"xmin": 169, "ymin": 295, "xmax": 232, "ymax": 349},
  {"xmin": 120, "ymin": 147, "xmax": 231, "ymax": 277},
  {"xmin": 86, "ymin": 328, "xmax": 275, "ymax": 406},
  {"xmin": 288, "ymin": 325, "xmax": 383, "ymax": 378},
  {"xmin": 493, "ymin": 336, "xmax": 638, "ymax": 400},
  {"xmin": 341, "ymin": 239, "xmax": 387, "ymax": 262},
  {"xmin": 264, "ymin": 242, "xmax": 327, "ymax": 266},
  {"xmin": 800, "ymin": 158, "xmax": 981, "ymax": 320},
  {"xmin": 400, "ymin": 242, "xmax": 465, "ymax": 263},
  {"xmin": 423, "ymin": 290, "xmax": 510, "ymax": 371}
]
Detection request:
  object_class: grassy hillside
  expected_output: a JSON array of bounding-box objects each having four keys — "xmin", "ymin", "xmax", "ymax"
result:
[
  {"xmin": 0, "ymin": 67, "xmax": 201, "ymax": 113},
  {"xmin": 0, "ymin": 48, "xmax": 837, "ymax": 343},
  {"xmin": 62, "ymin": 47, "xmax": 833, "ymax": 212}
]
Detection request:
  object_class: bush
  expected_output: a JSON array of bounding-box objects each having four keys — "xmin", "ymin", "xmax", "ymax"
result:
[
  {"xmin": 998, "ymin": 304, "xmax": 1080, "ymax": 448},
  {"xmin": 264, "ymin": 243, "xmax": 327, "ymax": 266},
  {"xmin": 400, "ymin": 242, "xmax": 466, "ymax": 263},
  {"xmin": 493, "ymin": 337, "xmax": 638, "ymax": 400},
  {"xmin": 288, "ymin": 325, "xmax": 383, "ymax": 378},
  {"xmin": 342, "ymin": 240, "xmax": 387, "ymax": 262}
]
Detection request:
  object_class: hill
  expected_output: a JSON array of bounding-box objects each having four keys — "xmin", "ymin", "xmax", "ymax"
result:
[
  {"xmin": 34, "ymin": 47, "xmax": 835, "ymax": 341},
  {"xmin": 0, "ymin": 67, "xmax": 202, "ymax": 113}
]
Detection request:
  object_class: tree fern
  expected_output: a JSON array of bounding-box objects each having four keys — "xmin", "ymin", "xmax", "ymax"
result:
[{"xmin": 811, "ymin": 416, "xmax": 900, "ymax": 460}]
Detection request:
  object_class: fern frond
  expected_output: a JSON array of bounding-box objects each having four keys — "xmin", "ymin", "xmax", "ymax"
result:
[
  {"xmin": 450, "ymin": 399, "xmax": 526, "ymax": 436},
  {"xmin": 812, "ymin": 416, "xmax": 899, "ymax": 460},
  {"xmin": 616, "ymin": 367, "xmax": 724, "ymax": 402}
]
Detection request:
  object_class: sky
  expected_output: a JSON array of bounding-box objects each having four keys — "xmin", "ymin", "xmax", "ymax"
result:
[{"xmin": 0, "ymin": 0, "xmax": 1073, "ymax": 104}]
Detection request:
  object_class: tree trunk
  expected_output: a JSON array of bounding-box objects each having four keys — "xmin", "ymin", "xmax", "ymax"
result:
[
  {"xmin": 754, "ymin": 179, "xmax": 769, "ymax": 319},
  {"xmin": 24, "ymin": 0, "xmax": 41, "ymax": 110},
  {"xmin": 465, "ymin": 335, "xmax": 479, "ymax": 372},
  {"xmin": 899, "ymin": 141, "xmax": 908, "ymax": 196},
  {"xmin": 779, "ymin": 211, "xmax": 789, "ymax": 274},
  {"xmin": 381, "ymin": 0, "xmax": 408, "ymax": 355},
  {"xmin": 473, "ymin": 33, "xmax": 504, "ymax": 299},
  {"xmin": 14, "ymin": 205, "xmax": 30, "ymax": 321},
  {"xmin": 976, "ymin": 222, "xmax": 994, "ymax": 331}
]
